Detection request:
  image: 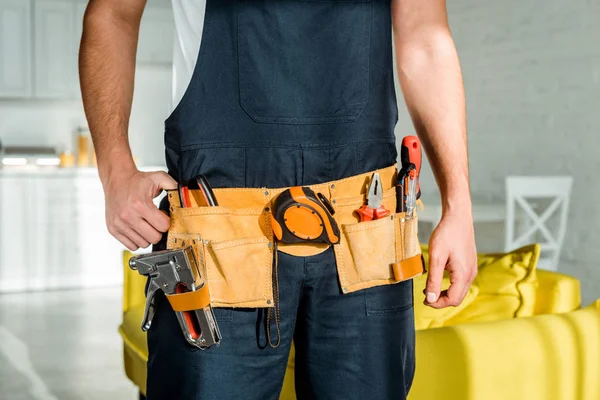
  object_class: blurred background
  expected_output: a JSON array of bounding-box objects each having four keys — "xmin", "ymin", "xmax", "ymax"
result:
[{"xmin": 0, "ymin": 0, "xmax": 598, "ymax": 399}]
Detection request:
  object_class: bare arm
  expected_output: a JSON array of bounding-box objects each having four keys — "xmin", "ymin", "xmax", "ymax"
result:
[
  {"xmin": 80, "ymin": 0, "xmax": 144, "ymax": 181},
  {"xmin": 80, "ymin": 0, "xmax": 176, "ymax": 250},
  {"xmin": 392, "ymin": 0, "xmax": 477, "ymax": 308}
]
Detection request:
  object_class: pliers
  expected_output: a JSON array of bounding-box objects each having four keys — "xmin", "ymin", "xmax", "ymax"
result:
[{"xmin": 355, "ymin": 172, "xmax": 391, "ymax": 222}]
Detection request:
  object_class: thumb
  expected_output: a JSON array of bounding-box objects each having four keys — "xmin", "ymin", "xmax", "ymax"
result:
[
  {"xmin": 425, "ymin": 248, "xmax": 446, "ymax": 304},
  {"xmin": 151, "ymin": 171, "xmax": 178, "ymax": 191}
]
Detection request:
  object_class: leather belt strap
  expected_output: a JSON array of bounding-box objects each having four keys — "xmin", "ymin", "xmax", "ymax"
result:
[
  {"xmin": 392, "ymin": 254, "xmax": 426, "ymax": 282},
  {"xmin": 169, "ymin": 164, "xmax": 398, "ymax": 210},
  {"xmin": 166, "ymin": 285, "xmax": 211, "ymax": 312}
]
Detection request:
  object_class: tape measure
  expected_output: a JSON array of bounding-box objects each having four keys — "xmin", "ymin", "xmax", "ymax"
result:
[{"xmin": 270, "ymin": 187, "xmax": 340, "ymax": 245}]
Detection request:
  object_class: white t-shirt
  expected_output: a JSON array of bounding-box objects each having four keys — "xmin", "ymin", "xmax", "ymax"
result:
[{"xmin": 170, "ymin": 0, "xmax": 207, "ymax": 113}]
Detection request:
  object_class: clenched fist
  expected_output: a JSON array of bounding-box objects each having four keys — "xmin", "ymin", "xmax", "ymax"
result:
[{"xmin": 104, "ymin": 169, "xmax": 177, "ymax": 250}]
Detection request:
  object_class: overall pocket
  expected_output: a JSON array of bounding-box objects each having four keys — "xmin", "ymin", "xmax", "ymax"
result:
[
  {"xmin": 167, "ymin": 205, "xmax": 275, "ymax": 308},
  {"xmin": 237, "ymin": 0, "xmax": 371, "ymax": 124}
]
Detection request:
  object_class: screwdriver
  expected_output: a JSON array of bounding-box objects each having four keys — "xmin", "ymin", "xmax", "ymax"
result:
[
  {"xmin": 400, "ymin": 136, "xmax": 422, "ymax": 201},
  {"xmin": 396, "ymin": 136, "xmax": 422, "ymax": 213},
  {"xmin": 405, "ymin": 173, "xmax": 418, "ymax": 219},
  {"xmin": 396, "ymin": 163, "xmax": 415, "ymax": 213}
]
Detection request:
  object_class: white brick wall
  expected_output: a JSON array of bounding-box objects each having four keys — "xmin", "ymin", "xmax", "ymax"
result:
[{"xmin": 395, "ymin": 0, "xmax": 600, "ymax": 305}]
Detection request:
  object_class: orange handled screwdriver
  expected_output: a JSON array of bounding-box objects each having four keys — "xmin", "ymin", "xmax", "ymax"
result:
[{"xmin": 400, "ymin": 136, "xmax": 422, "ymax": 199}]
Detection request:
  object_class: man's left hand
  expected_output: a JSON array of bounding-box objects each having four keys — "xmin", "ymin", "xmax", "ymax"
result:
[{"xmin": 424, "ymin": 210, "xmax": 477, "ymax": 308}]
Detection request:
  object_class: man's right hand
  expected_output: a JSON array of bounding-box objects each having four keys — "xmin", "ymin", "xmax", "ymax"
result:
[
  {"xmin": 104, "ymin": 169, "xmax": 177, "ymax": 251},
  {"xmin": 81, "ymin": 0, "xmax": 169, "ymax": 250}
]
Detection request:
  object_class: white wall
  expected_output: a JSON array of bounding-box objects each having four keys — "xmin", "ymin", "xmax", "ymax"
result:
[
  {"xmin": 394, "ymin": 0, "xmax": 600, "ymax": 305},
  {"xmin": 128, "ymin": 66, "xmax": 172, "ymax": 166},
  {"xmin": 0, "ymin": 65, "xmax": 171, "ymax": 167}
]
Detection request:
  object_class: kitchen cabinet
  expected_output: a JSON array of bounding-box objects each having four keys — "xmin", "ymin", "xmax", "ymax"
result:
[
  {"xmin": 0, "ymin": 167, "xmax": 165, "ymax": 293},
  {"xmin": 0, "ymin": 177, "xmax": 32, "ymax": 291},
  {"xmin": 33, "ymin": 0, "xmax": 78, "ymax": 99},
  {"xmin": 0, "ymin": 0, "xmax": 32, "ymax": 98},
  {"xmin": 0, "ymin": 0, "xmax": 174, "ymax": 100},
  {"xmin": 0, "ymin": 170, "xmax": 121, "ymax": 292}
]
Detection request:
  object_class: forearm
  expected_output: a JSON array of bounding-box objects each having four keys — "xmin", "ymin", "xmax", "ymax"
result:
[
  {"xmin": 79, "ymin": 0, "xmax": 145, "ymax": 185},
  {"xmin": 393, "ymin": 11, "xmax": 470, "ymax": 215}
]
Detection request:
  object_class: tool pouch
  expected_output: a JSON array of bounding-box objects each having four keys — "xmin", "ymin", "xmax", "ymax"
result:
[
  {"xmin": 166, "ymin": 201, "xmax": 276, "ymax": 308},
  {"xmin": 164, "ymin": 164, "xmax": 424, "ymax": 308},
  {"xmin": 330, "ymin": 186, "xmax": 424, "ymax": 294}
]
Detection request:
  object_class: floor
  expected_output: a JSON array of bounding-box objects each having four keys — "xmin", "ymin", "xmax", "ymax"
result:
[{"xmin": 0, "ymin": 288, "xmax": 139, "ymax": 400}]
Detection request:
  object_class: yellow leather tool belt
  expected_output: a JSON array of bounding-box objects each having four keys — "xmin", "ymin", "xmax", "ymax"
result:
[{"xmin": 165, "ymin": 164, "xmax": 424, "ymax": 308}]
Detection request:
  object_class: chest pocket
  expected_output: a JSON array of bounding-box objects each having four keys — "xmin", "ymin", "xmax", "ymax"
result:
[{"xmin": 237, "ymin": 0, "xmax": 371, "ymax": 125}]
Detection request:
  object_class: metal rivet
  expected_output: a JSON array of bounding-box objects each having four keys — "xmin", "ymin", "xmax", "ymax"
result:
[
  {"xmin": 401, "ymin": 218, "xmax": 405, "ymax": 223},
  {"xmin": 267, "ymin": 299, "xmax": 272, "ymax": 305},
  {"xmin": 332, "ymin": 199, "xmax": 337, "ymax": 205},
  {"xmin": 265, "ymin": 206, "xmax": 270, "ymax": 212},
  {"xmin": 330, "ymin": 184, "xmax": 335, "ymax": 189},
  {"xmin": 264, "ymin": 190, "xmax": 269, "ymax": 196},
  {"xmin": 343, "ymin": 287, "xmax": 348, "ymax": 293},
  {"xmin": 163, "ymin": 283, "xmax": 169, "ymax": 289},
  {"xmin": 204, "ymin": 240, "xmax": 209, "ymax": 245}
]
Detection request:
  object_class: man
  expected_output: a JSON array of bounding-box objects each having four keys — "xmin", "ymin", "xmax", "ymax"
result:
[{"xmin": 80, "ymin": 1, "xmax": 477, "ymax": 399}]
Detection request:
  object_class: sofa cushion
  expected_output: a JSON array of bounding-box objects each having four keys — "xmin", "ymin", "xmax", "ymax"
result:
[
  {"xmin": 471, "ymin": 244, "xmax": 540, "ymax": 317},
  {"xmin": 534, "ymin": 269, "xmax": 581, "ymax": 314},
  {"xmin": 417, "ymin": 244, "xmax": 540, "ymax": 327},
  {"xmin": 447, "ymin": 244, "xmax": 540, "ymax": 326},
  {"xmin": 443, "ymin": 294, "xmax": 522, "ymax": 326},
  {"xmin": 413, "ymin": 272, "xmax": 480, "ymax": 330}
]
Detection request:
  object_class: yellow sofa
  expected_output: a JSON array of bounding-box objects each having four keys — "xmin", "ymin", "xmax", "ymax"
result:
[{"xmin": 119, "ymin": 249, "xmax": 600, "ymax": 399}]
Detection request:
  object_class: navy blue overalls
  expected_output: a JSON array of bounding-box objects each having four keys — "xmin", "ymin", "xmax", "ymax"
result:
[{"xmin": 149, "ymin": 1, "xmax": 415, "ymax": 399}]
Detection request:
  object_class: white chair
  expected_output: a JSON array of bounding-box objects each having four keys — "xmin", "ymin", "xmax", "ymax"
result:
[{"xmin": 505, "ymin": 176, "xmax": 573, "ymax": 271}]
